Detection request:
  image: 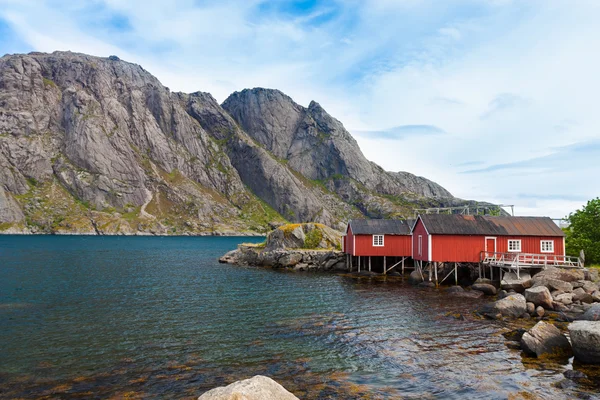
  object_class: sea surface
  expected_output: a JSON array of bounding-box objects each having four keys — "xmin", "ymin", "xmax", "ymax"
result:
[{"xmin": 0, "ymin": 235, "xmax": 598, "ymax": 399}]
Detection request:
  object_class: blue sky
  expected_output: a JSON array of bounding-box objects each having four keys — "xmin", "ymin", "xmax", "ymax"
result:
[{"xmin": 1, "ymin": 0, "xmax": 599, "ymax": 218}]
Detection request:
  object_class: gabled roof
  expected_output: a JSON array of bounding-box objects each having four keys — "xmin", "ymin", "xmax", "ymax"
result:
[
  {"xmin": 348, "ymin": 219, "xmax": 413, "ymax": 235},
  {"xmin": 415, "ymin": 214, "xmax": 564, "ymax": 237}
]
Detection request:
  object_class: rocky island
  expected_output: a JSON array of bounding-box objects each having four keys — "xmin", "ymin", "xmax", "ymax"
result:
[{"xmin": 219, "ymin": 223, "xmax": 347, "ymax": 271}]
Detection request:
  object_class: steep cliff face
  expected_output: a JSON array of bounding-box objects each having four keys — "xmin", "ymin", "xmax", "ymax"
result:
[
  {"xmin": 0, "ymin": 51, "xmax": 457, "ymax": 235},
  {"xmin": 222, "ymin": 88, "xmax": 453, "ymax": 218}
]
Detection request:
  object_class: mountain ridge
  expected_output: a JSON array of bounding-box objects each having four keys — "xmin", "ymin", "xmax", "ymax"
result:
[{"xmin": 0, "ymin": 51, "xmax": 465, "ymax": 235}]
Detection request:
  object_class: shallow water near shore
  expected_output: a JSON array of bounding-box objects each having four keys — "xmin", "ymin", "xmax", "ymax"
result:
[{"xmin": 1, "ymin": 235, "xmax": 599, "ymax": 399}]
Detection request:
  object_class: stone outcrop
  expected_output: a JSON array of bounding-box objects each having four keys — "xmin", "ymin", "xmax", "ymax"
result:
[
  {"xmin": 263, "ymin": 223, "xmax": 341, "ymax": 251},
  {"xmin": 568, "ymin": 321, "xmax": 600, "ymax": 364},
  {"xmin": 219, "ymin": 223, "xmax": 346, "ymax": 271},
  {"xmin": 198, "ymin": 375, "xmax": 299, "ymax": 400},
  {"xmin": 0, "ymin": 51, "xmax": 464, "ymax": 235},
  {"xmin": 520, "ymin": 321, "xmax": 572, "ymax": 358}
]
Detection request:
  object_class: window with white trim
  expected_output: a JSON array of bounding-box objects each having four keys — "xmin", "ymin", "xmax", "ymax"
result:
[
  {"xmin": 373, "ymin": 235, "xmax": 384, "ymax": 247},
  {"xmin": 508, "ymin": 239, "xmax": 521, "ymax": 252},
  {"xmin": 541, "ymin": 240, "xmax": 554, "ymax": 253},
  {"xmin": 418, "ymin": 235, "xmax": 422, "ymax": 256}
]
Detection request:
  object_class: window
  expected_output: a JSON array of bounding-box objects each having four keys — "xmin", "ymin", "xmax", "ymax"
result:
[
  {"xmin": 508, "ymin": 239, "xmax": 521, "ymax": 252},
  {"xmin": 373, "ymin": 235, "xmax": 384, "ymax": 247},
  {"xmin": 541, "ymin": 240, "xmax": 554, "ymax": 253},
  {"xmin": 418, "ymin": 235, "xmax": 422, "ymax": 256}
]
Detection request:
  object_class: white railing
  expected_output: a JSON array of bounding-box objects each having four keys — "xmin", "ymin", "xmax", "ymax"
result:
[{"xmin": 480, "ymin": 251, "xmax": 583, "ymax": 270}]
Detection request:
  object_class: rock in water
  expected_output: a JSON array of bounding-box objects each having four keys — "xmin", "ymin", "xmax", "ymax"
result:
[
  {"xmin": 521, "ymin": 321, "xmax": 572, "ymax": 358},
  {"xmin": 472, "ymin": 283, "xmax": 497, "ymax": 296},
  {"xmin": 479, "ymin": 294, "xmax": 527, "ymax": 319},
  {"xmin": 524, "ymin": 286, "xmax": 554, "ymax": 309},
  {"xmin": 568, "ymin": 321, "xmax": 600, "ymax": 364},
  {"xmin": 198, "ymin": 375, "xmax": 299, "ymax": 400},
  {"xmin": 409, "ymin": 270, "xmax": 423, "ymax": 285}
]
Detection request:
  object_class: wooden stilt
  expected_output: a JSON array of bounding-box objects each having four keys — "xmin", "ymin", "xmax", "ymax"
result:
[
  {"xmin": 350, "ymin": 255, "xmax": 353, "ymax": 272},
  {"xmin": 402, "ymin": 257, "xmax": 405, "ymax": 275},
  {"xmin": 454, "ymin": 262, "xmax": 458, "ymax": 285},
  {"xmin": 429, "ymin": 263, "xmax": 432, "ymax": 281},
  {"xmin": 369, "ymin": 256, "xmax": 371, "ymax": 272},
  {"xmin": 358, "ymin": 256, "xmax": 361, "ymax": 273},
  {"xmin": 383, "ymin": 256, "xmax": 387, "ymax": 275},
  {"xmin": 490, "ymin": 264, "xmax": 494, "ymax": 281},
  {"xmin": 434, "ymin": 263, "xmax": 438, "ymax": 286}
]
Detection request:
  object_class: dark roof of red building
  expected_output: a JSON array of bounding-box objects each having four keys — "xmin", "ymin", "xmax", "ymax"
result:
[
  {"xmin": 348, "ymin": 219, "xmax": 413, "ymax": 235},
  {"xmin": 415, "ymin": 214, "xmax": 564, "ymax": 237}
]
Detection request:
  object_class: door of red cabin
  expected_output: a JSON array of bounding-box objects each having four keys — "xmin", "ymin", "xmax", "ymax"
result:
[{"xmin": 485, "ymin": 237, "xmax": 497, "ymax": 258}]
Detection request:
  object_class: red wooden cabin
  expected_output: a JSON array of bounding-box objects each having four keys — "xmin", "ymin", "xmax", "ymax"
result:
[
  {"xmin": 344, "ymin": 219, "xmax": 413, "ymax": 256},
  {"xmin": 411, "ymin": 214, "xmax": 565, "ymax": 263},
  {"xmin": 342, "ymin": 219, "xmax": 413, "ymax": 273}
]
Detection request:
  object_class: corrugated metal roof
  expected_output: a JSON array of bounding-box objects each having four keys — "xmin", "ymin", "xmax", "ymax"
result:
[
  {"xmin": 417, "ymin": 214, "xmax": 564, "ymax": 237},
  {"xmin": 349, "ymin": 219, "xmax": 412, "ymax": 235}
]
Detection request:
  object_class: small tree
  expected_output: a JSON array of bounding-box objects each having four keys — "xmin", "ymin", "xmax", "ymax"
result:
[{"xmin": 565, "ymin": 198, "xmax": 600, "ymax": 265}]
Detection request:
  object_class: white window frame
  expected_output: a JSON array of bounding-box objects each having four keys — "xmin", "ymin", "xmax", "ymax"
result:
[
  {"xmin": 508, "ymin": 239, "xmax": 522, "ymax": 252},
  {"xmin": 418, "ymin": 235, "xmax": 422, "ymax": 256},
  {"xmin": 372, "ymin": 234, "xmax": 384, "ymax": 247},
  {"xmin": 540, "ymin": 240, "xmax": 554, "ymax": 253}
]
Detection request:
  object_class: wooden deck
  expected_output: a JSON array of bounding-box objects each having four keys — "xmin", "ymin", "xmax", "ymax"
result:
[{"xmin": 480, "ymin": 251, "xmax": 583, "ymax": 279}]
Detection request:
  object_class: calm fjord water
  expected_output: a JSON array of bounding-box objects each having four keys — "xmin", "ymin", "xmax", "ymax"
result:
[{"xmin": 0, "ymin": 236, "xmax": 598, "ymax": 399}]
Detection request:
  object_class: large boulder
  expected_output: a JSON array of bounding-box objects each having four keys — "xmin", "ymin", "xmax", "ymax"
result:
[
  {"xmin": 581, "ymin": 304, "xmax": 600, "ymax": 321},
  {"xmin": 568, "ymin": 321, "xmax": 600, "ymax": 364},
  {"xmin": 524, "ymin": 286, "xmax": 554, "ymax": 309},
  {"xmin": 500, "ymin": 272, "xmax": 532, "ymax": 293},
  {"xmin": 533, "ymin": 279, "xmax": 573, "ymax": 293},
  {"xmin": 585, "ymin": 268, "xmax": 599, "ymax": 282},
  {"xmin": 582, "ymin": 281, "xmax": 598, "ymax": 294},
  {"xmin": 520, "ymin": 321, "xmax": 572, "ymax": 358},
  {"xmin": 555, "ymin": 293, "xmax": 574, "ymax": 305},
  {"xmin": 479, "ymin": 294, "xmax": 527, "ymax": 319},
  {"xmin": 472, "ymin": 283, "xmax": 497, "ymax": 296},
  {"xmin": 198, "ymin": 375, "xmax": 299, "ymax": 400},
  {"xmin": 532, "ymin": 267, "xmax": 585, "ymax": 284},
  {"xmin": 573, "ymin": 288, "xmax": 594, "ymax": 304}
]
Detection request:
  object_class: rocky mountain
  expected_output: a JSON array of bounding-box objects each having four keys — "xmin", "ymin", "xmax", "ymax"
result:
[{"xmin": 0, "ymin": 51, "xmax": 460, "ymax": 235}]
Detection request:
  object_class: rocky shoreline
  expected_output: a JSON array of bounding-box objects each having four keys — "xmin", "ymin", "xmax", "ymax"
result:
[{"xmin": 0, "ymin": 228, "xmax": 264, "ymax": 236}]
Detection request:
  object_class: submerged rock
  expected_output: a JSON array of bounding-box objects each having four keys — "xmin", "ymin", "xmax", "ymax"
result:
[
  {"xmin": 520, "ymin": 321, "xmax": 572, "ymax": 358},
  {"xmin": 568, "ymin": 321, "xmax": 600, "ymax": 364},
  {"xmin": 447, "ymin": 286, "xmax": 464, "ymax": 294},
  {"xmin": 198, "ymin": 375, "xmax": 299, "ymax": 400}
]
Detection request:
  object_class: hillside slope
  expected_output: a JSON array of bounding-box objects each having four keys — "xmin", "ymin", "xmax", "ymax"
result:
[{"xmin": 0, "ymin": 51, "xmax": 459, "ymax": 235}]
